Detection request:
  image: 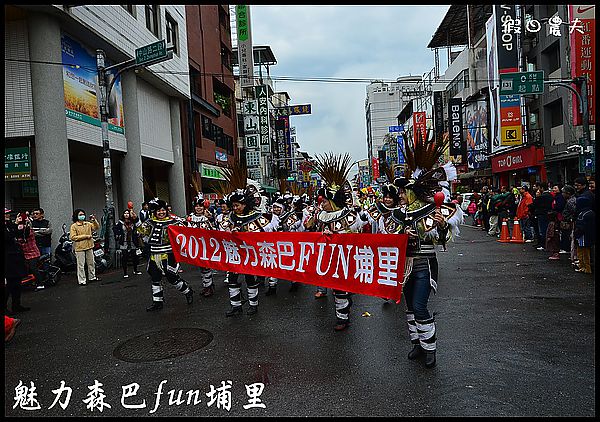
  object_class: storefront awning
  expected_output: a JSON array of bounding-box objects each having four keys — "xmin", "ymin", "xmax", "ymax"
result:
[{"xmin": 458, "ymin": 168, "xmax": 492, "ymax": 179}]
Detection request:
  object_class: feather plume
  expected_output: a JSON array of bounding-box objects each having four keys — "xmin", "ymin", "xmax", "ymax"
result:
[
  {"xmin": 399, "ymin": 129, "xmax": 449, "ymax": 178},
  {"xmin": 313, "ymin": 152, "xmax": 352, "ymax": 188},
  {"xmin": 141, "ymin": 177, "xmax": 155, "ymax": 198},
  {"xmin": 213, "ymin": 158, "xmax": 248, "ymax": 197}
]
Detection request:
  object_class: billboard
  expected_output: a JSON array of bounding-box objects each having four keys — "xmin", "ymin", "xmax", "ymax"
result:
[
  {"xmin": 61, "ymin": 33, "xmax": 124, "ymax": 134},
  {"xmin": 448, "ymin": 98, "xmax": 465, "ymax": 157},
  {"xmin": 464, "ymin": 101, "xmax": 489, "ymax": 170},
  {"xmin": 236, "ymin": 5, "xmax": 254, "ymax": 88}
]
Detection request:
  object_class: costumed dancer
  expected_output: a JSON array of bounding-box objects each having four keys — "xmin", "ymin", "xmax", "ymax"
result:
[
  {"xmin": 393, "ymin": 130, "xmax": 463, "ymax": 368},
  {"xmin": 214, "ymin": 197, "xmax": 232, "ymax": 284},
  {"xmin": 308, "ymin": 153, "xmax": 368, "ymax": 331},
  {"xmin": 187, "ymin": 193, "xmax": 216, "ymax": 297},
  {"xmin": 264, "ymin": 195, "xmax": 286, "ymax": 296},
  {"xmin": 137, "ymin": 198, "xmax": 194, "ymax": 311},
  {"xmin": 224, "ymin": 186, "xmax": 279, "ymax": 316}
]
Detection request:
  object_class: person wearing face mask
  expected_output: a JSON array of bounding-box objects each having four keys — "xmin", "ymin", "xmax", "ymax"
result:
[{"xmin": 69, "ymin": 208, "xmax": 100, "ymax": 285}]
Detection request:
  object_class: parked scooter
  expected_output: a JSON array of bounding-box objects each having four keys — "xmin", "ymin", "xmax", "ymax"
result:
[
  {"xmin": 54, "ymin": 223, "xmax": 77, "ymax": 273},
  {"xmin": 21, "ymin": 253, "xmax": 62, "ymax": 290},
  {"xmin": 92, "ymin": 238, "xmax": 108, "ymax": 274}
]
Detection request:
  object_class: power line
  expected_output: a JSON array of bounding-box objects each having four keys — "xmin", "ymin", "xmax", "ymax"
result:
[{"xmin": 5, "ymin": 58, "xmax": 571, "ymax": 85}]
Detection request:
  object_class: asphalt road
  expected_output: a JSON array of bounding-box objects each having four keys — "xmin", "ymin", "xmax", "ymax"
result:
[{"xmin": 4, "ymin": 224, "xmax": 595, "ymax": 417}]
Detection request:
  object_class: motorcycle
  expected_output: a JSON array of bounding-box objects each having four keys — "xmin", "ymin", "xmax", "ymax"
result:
[
  {"xmin": 54, "ymin": 223, "xmax": 77, "ymax": 273},
  {"xmin": 21, "ymin": 253, "xmax": 62, "ymax": 290},
  {"xmin": 92, "ymin": 238, "xmax": 108, "ymax": 274}
]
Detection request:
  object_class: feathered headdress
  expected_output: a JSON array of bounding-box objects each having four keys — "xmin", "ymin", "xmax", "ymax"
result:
[
  {"xmin": 313, "ymin": 152, "xmax": 353, "ymax": 209},
  {"xmin": 394, "ymin": 129, "xmax": 456, "ymax": 202}
]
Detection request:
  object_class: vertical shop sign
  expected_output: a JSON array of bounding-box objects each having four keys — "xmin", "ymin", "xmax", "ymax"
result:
[
  {"xmin": 236, "ymin": 5, "xmax": 254, "ymax": 88},
  {"xmin": 569, "ymin": 5, "xmax": 595, "ymax": 125},
  {"xmin": 448, "ymin": 98, "xmax": 465, "ymax": 156},
  {"xmin": 494, "ymin": 5, "xmax": 522, "ymax": 148},
  {"xmin": 412, "ymin": 112, "xmax": 427, "ymax": 142},
  {"xmin": 255, "ymin": 85, "xmax": 270, "ymax": 147},
  {"xmin": 433, "ymin": 91, "xmax": 445, "ymax": 136}
]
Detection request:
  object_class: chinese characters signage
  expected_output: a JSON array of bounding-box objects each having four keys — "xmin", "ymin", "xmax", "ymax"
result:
[
  {"xmin": 569, "ymin": 5, "xmax": 595, "ymax": 125},
  {"xmin": 169, "ymin": 227, "xmax": 408, "ymax": 301},
  {"xmin": 236, "ymin": 5, "xmax": 254, "ymax": 88},
  {"xmin": 412, "ymin": 112, "xmax": 427, "ymax": 142},
  {"xmin": 61, "ymin": 33, "xmax": 124, "ymax": 134},
  {"xmin": 273, "ymin": 104, "xmax": 312, "ymax": 117},
  {"xmin": 254, "ymin": 85, "xmax": 270, "ymax": 147},
  {"xmin": 5, "ymin": 147, "xmax": 32, "ymax": 181}
]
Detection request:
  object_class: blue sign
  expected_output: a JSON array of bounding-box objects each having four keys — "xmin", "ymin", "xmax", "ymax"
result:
[
  {"xmin": 396, "ymin": 134, "xmax": 405, "ymax": 164},
  {"xmin": 389, "ymin": 125, "xmax": 404, "ymax": 133}
]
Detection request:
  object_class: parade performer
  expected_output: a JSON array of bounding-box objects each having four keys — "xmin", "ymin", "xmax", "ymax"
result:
[
  {"xmin": 224, "ymin": 186, "xmax": 279, "ymax": 316},
  {"xmin": 393, "ymin": 130, "xmax": 463, "ymax": 368},
  {"xmin": 264, "ymin": 195, "xmax": 286, "ymax": 296},
  {"xmin": 308, "ymin": 152, "xmax": 368, "ymax": 331},
  {"xmin": 214, "ymin": 197, "xmax": 233, "ymax": 285},
  {"xmin": 187, "ymin": 193, "xmax": 215, "ymax": 297},
  {"xmin": 137, "ymin": 198, "xmax": 194, "ymax": 311}
]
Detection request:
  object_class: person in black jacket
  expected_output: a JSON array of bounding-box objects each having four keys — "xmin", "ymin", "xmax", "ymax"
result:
[
  {"xmin": 532, "ymin": 182, "xmax": 554, "ymax": 250},
  {"xmin": 4, "ymin": 208, "xmax": 31, "ymax": 315},
  {"xmin": 113, "ymin": 209, "xmax": 142, "ymax": 279},
  {"xmin": 573, "ymin": 196, "xmax": 595, "ymax": 273}
]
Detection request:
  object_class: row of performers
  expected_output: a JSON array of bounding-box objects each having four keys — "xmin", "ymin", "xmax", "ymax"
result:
[{"xmin": 133, "ymin": 163, "xmax": 463, "ymax": 369}]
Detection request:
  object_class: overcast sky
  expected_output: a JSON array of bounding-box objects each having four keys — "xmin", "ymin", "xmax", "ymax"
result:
[{"xmin": 249, "ymin": 5, "xmax": 450, "ymax": 174}]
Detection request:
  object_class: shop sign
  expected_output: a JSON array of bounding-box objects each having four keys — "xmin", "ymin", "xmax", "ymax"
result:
[
  {"xmin": 236, "ymin": 5, "xmax": 254, "ymax": 88},
  {"xmin": 5, "ymin": 147, "xmax": 32, "ymax": 181},
  {"xmin": 491, "ymin": 146, "xmax": 541, "ymax": 173},
  {"xmin": 569, "ymin": 5, "xmax": 595, "ymax": 125},
  {"xmin": 199, "ymin": 163, "xmax": 226, "ymax": 181},
  {"xmin": 448, "ymin": 98, "xmax": 464, "ymax": 156}
]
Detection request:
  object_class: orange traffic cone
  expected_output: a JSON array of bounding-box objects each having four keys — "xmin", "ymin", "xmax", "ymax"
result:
[
  {"xmin": 510, "ymin": 217, "xmax": 524, "ymax": 243},
  {"xmin": 497, "ymin": 218, "xmax": 511, "ymax": 243}
]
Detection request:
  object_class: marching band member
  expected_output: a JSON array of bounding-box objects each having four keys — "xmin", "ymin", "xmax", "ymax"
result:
[
  {"xmin": 137, "ymin": 199, "xmax": 194, "ymax": 311},
  {"xmin": 308, "ymin": 152, "xmax": 368, "ymax": 331},
  {"xmin": 187, "ymin": 194, "xmax": 215, "ymax": 297},
  {"xmin": 224, "ymin": 186, "xmax": 279, "ymax": 317},
  {"xmin": 392, "ymin": 130, "xmax": 463, "ymax": 368}
]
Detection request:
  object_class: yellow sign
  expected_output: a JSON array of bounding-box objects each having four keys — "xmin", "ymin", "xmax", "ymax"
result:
[{"xmin": 501, "ymin": 125, "xmax": 522, "ymax": 146}]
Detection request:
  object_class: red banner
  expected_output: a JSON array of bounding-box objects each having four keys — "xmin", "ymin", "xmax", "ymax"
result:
[
  {"xmin": 413, "ymin": 111, "xmax": 427, "ymax": 142},
  {"xmin": 168, "ymin": 226, "xmax": 409, "ymax": 301},
  {"xmin": 569, "ymin": 5, "xmax": 595, "ymax": 125},
  {"xmin": 372, "ymin": 157, "xmax": 380, "ymax": 180}
]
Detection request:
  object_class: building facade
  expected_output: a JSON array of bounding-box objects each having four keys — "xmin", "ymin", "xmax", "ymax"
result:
[
  {"xmin": 181, "ymin": 5, "xmax": 238, "ymax": 207},
  {"xmin": 5, "ymin": 5, "xmax": 190, "ymax": 248}
]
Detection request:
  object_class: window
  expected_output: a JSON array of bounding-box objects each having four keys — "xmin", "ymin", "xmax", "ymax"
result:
[
  {"xmin": 542, "ymin": 44, "xmax": 560, "ymax": 74},
  {"xmin": 546, "ymin": 100, "xmax": 563, "ymax": 128},
  {"xmin": 221, "ymin": 44, "xmax": 232, "ymax": 70},
  {"xmin": 122, "ymin": 5, "xmax": 135, "ymax": 17},
  {"xmin": 193, "ymin": 111, "xmax": 202, "ymax": 148},
  {"xmin": 201, "ymin": 115, "xmax": 213, "ymax": 140},
  {"xmin": 165, "ymin": 12, "xmax": 178, "ymax": 55},
  {"xmin": 145, "ymin": 5, "xmax": 160, "ymax": 37}
]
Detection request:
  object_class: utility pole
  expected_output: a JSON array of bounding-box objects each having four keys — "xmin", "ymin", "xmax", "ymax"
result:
[
  {"xmin": 96, "ymin": 41, "xmax": 172, "ymax": 266},
  {"xmin": 574, "ymin": 76, "xmax": 593, "ymax": 176}
]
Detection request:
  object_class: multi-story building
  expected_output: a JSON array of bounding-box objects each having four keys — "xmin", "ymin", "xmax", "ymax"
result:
[
  {"xmin": 426, "ymin": 4, "xmax": 594, "ymax": 190},
  {"xmin": 5, "ymin": 5, "xmax": 190, "ymax": 248},
  {"xmin": 365, "ymin": 76, "xmax": 421, "ymax": 182},
  {"xmin": 181, "ymin": 5, "xmax": 238, "ymax": 206}
]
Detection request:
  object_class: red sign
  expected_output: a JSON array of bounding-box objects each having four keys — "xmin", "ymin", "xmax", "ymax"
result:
[
  {"xmin": 372, "ymin": 157, "xmax": 380, "ymax": 180},
  {"xmin": 491, "ymin": 146, "xmax": 544, "ymax": 173},
  {"xmin": 569, "ymin": 5, "xmax": 595, "ymax": 125},
  {"xmin": 168, "ymin": 227, "xmax": 408, "ymax": 301},
  {"xmin": 412, "ymin": 112, "xmax": 427, "ymax": 142}
]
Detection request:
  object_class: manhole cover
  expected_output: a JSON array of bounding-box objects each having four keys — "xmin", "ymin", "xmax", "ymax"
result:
[{"xmin": 113, "ymin": 328, "xmax": 213, "ymax": 362}]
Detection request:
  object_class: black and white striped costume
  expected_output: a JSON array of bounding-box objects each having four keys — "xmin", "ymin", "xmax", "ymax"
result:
[
  {"xmin": 227, "ymin": 211, "xmax": 279, "ymax": 309},
  {"xmin": 137, "ymin": 215, "xmax": 192, "ymax": 305},
  {"xmin": 392, "ymin": 200, "xmax": 463, "ymax": 355},
  {"xmin": 187, "ymin": 212, "xmax": 215, "ymax": 291},
  {"xmin": 313, "ymin": 206, "xmax": 367, "ymax": 326}
]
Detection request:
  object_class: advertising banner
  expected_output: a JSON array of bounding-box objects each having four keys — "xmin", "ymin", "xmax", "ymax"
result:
[
  {"xmin": 494, "ymin": 5, "xmax": 522, "ymax": 149},
  {"xmin": 464, "ymin": 101, "xmax": 489, "ymax": 170},
  {"xmin": 448, "ymin": 98, "xmax": 464, "ymax": 156},
  {"xmin": 569, "ymin": 5, "xmax": 595, "ymax": 125},
  {"xmin": 372, "ymin": 157, "xmax": 380, "ymax": 180},
  {"xmin": 61, "ymin": 33, "xmax": 124, "ymax": 134},
  {"xmin": 486, "ymin": 14, "xmax": 502, "ymax": 153},
  {"xmin": 169, "ymin": 227, "xmax": 409, "ymax": 301}
]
